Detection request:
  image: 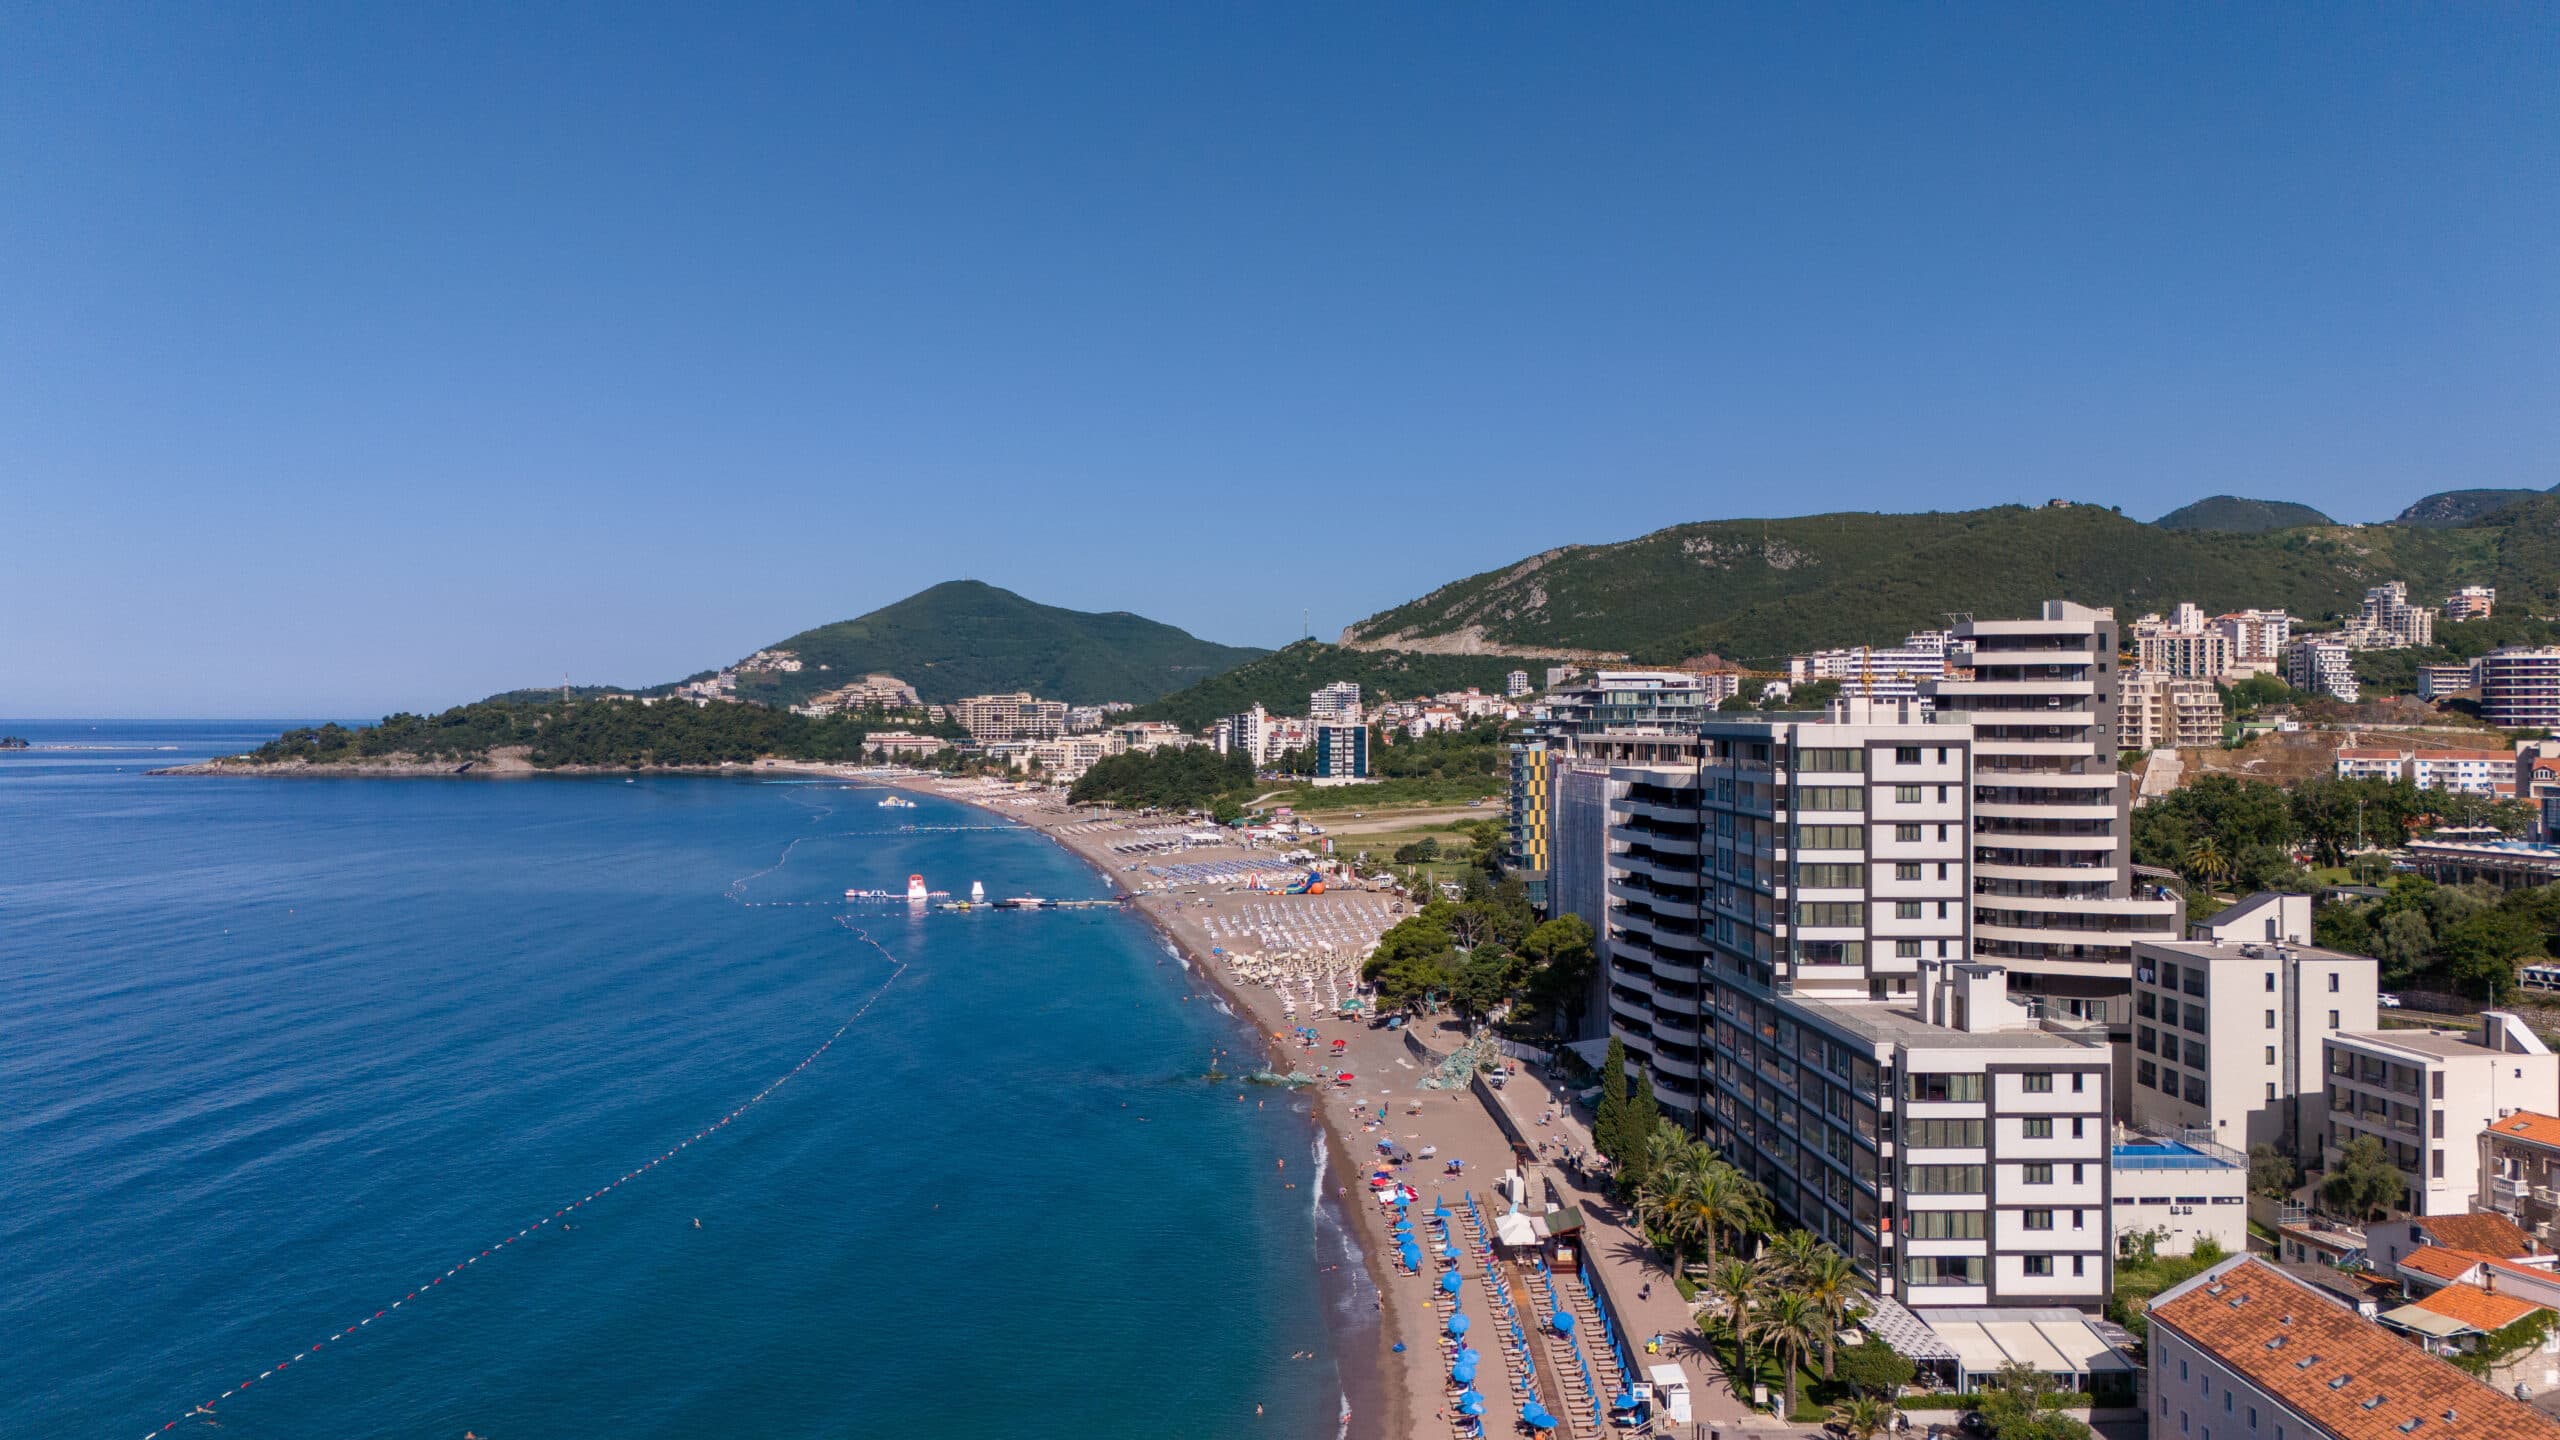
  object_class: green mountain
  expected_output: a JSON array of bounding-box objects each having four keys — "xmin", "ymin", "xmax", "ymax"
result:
[
  {"xmin": 719, "ymin": 581, "xmax": 1266, "ymax": 707},
  {"xmin": 1341, "ymin": 502, "xmax": 2551, "ymax": 667},
  {"xmin": 1125, "ymin": 640, "xmax": 1549, "ymax": 731},
  {"xmin": 2393, "ymin": 486, "xmax": 2557, "ymax": 529},
  {"xmin": 2152, "ymin": 496, "xmax": 2334, "ymax": 532}
]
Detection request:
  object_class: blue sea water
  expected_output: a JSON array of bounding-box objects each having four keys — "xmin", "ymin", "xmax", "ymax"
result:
[{"xmin": 0, "ymin": 721, "xmax": 1367, "ymax": 1438}]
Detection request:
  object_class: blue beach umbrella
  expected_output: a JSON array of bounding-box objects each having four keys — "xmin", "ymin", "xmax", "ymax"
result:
[
  {"xmin": 1447, "ymin": 1312, "xmax": 1471, "ymax": 1336},
  {"xmin": 1552, "ymin": 1311, "xmax": 1576, "ymax": 1335},
  {"xmin": 1460, "ymin": 1396, "xmax": 1486, "ymax": 1418},
  {"xmin": 1439, "ymin": 1270, "xmax": 1462, "ymax": 1294},
  {"xmin": 1393, "ymin": 1218, "xmax": 1413, "ymax": 1232},
  {"xmin": 1392, "ymin": 1342, "xmax": 1406, "ymax": 1354},
  {"xmin": 1613, "ymin": 1391, "xmax": 1642, "ymax": 1411},
  {"xmin": 1451, "ymin": 1358, "xmax": 1477, "ymax": 1383},
  {"xmin": 1433, "ymin": 1200, "xmax": 1452, "ymax": 1217},
  {"xmin": 1523, "ymin": 1405, "xmax": 1558, "ymax": 1430},
  {"xmin": 1459, "ymin": 1387, "xmax": 1483, "ymax": 1405},
  {"xmin": 1441, "ymin": 1242, "xmax": 1459, "ymax": 1258}
]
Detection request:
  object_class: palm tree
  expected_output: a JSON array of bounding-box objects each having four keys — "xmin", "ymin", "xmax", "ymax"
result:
[
  {"xmin": 1797, "ymin": 1245, "xmax": 1871, "ymax": 1378},
  {"xmin": 1830, "ymin": 1394, "xmax": 1896, "ymax": 1440},
  {"xmin": 2184, "ymin": 835, "xmax": 2232, "ymax": 890},
  {"xmin": 1762, "ymin": 1228, "xmax": 1823, "ymax": 1283},
  {"xmin": 1751, "ymin": 1288, "xmax": 1824, "ymax": 1421},
  {"xmin": 1704, "ymin": 1256, "xmax": 1762, "ymax": 1333},
  {"xmin": 1692, "ymin": 1164, "xmax": 1770, "ymax": 1271}
]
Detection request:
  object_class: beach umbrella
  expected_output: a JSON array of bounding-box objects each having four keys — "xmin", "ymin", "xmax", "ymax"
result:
[
  {"xmin": 1613, "ymin": 1391, "xmax": 1642, "ymax": 1411},
  {"xmin": 1450, "ymin": 1358, "xmax": 1477, "ymax": 1383},
  {"xmin": 1459, "ymin": 1396, "xmax": 1486, "ymax": 1418},
  {"xmin": 1433, "ymin": 1200, "xmax": 1452, "ymax": 1218},
  {"xmin": 1459, "ymin": 1387, "xmax": 1483, "ymax": 1406},
  {"xmin": 1391, "ymin": 1342, "xmax": 1406, "ymax": 1354},
  {"xmin": 1438, "ymin": 1270, "xmax": 1461, "ymax": 1294},
  {"xmin": 1522, "ymin": 1405, "xmax": 1557, "ymax": 1430},
  {"xmin": 1442, "ymin": 1242, "xmax": 1459, "ymax": 1259},
  {"xmin": 1447, "ymin": 1312, "xmax": 1470, "ymax": 1336},
  {"xmin": 1393, "ymin": 1221, "xmax": 1413, "ymax": 1236},
  {"xmin": 1552, "ymin": 1311, "xmax": 1576, "ymax": 1335}
]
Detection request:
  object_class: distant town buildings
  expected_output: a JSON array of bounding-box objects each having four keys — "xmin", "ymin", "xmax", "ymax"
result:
[
  {"xmin": 736, "ymin": 649, "xmax": 804, "ymax": 673},
  {"xmin": 1108, "ymin": 720, "xmax": 1191, "ymax": 754},
  {"xmin": 1308, "ymin": 681, "xmax": 1363, "ymax": 726},
  {"xmin": 1543, "ymin": 666, "xmax": 1581, "ymax": 691},
  {"xmin": 1505, "ymin": 670, "xmax": 1531, "ymax": 698},
  {"xmin": 950, "ymin": 692, "xmax": 1069, "ymax": 743},
  {"xmin": 2215, "ymin": 607, "xmax": 2293, "ymax": 666},
  {"xmin": 2286, "ymin": 637, "xmax": 2360, "ymax": 702},
  {"xmin": 792, "ymin": 673, "xmax": 923, "ymax": 717},
  {"xmin": 861, "ymin": 730, "xmax": 948, "ymax": 759},
  {"xmin": 2118, "ymin": 671, "xmax": 2224, "ymax": 752},
  {"xmin": 2334, "ymin": 746, "xmax": 2517, "ymax": 798},
  {"xmin": 2343, "ymin": 580, "xmax": 2438, "ymax": 650},
  {"xmin": 2447, "ymin": 585, "xmax": 2498, "ymax": 621},
  {"xmin": 1787, "ymin": 631, "xmax": 1951, "ymax": 703},
  {"xmin": 2416, "ymin": 662, "xmax": 2481, "ymax": 701},
  {"xmin": 2482, "ymin": 649, "xmax": 2560, "ymax": 731}
]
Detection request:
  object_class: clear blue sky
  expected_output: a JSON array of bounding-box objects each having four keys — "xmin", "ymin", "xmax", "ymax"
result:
[{"xmin": 5, "ymin": 5, "xmax": 2553, "ymax": 717}]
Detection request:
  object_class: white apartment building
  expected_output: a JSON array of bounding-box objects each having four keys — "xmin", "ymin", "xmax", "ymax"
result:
[
  {"xmin": 1929, "ymin": 601, "xmax": 2180, "ymax": 1025},
  {"xmin": 1222, "ymin": 704, "xmax": 1275, "ymax": 764},
  {"xmin": 2214, "ymin": 610, "xmax": 2294, "ymax": 665},
  {"xmin": 2325, "ymin": 1014, "xmax": 2560, "ymax": 1218},
  {"xmin": 2120, "ymin": 672, "xmax": 2226, "ymax": 752},
  {"xmin": 1017, "ymin": 733, "xmax": 1108, "ymax": 780},
  {"xmin": 1108, "ymin": 720, "xmax": 1191, "ymax": 754},
  {"xmin": 1599, "ymin": 696, "xmax": 2116, "ymax": 1309},
  {"xmin": 1506, "ymin": 670, "xmax": 1531, "ymax": 698},
  {"xmin": 2344, "ymin": 581, "xmax": 2437, "ymax": 650},
  {"xmin": 2285, "ymin": 639, "xmax": 2359, "ymax": 702},
  {"xmin": 1789, "ymin": 632, "xmax": 1952, "ymax": 703},
  {"xmin": 1309, "ymin": 682, "xmax": 1363, "ymax": 726},
  {"xmin": 2448, "ymin": 586, "xmax": 2498, "ymax": 622},
  {"xmin": 2333, "ymin": 748, "xmax": 2517, "ymax": 798},
  {"xmin": 2147, "ymin": 1257, "xmax": 2557, "ymax": 1440},
  {"xmin": 2417, "ymin": 663, "xmax": 2480, "ymax": 700},
  {"xmin": 2110, "ymin": 1132, "xmax": 2250, "ymax": 1258},
  {"xmin": 2130, "ymin": 934, "xmax": 2376, "ymax": 1161},
  {"xmin": 2134, "ymin": 616, "xmax": 2235, "ymax": 681}
]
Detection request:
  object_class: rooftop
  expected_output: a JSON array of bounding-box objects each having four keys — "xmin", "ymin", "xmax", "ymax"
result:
[
  {"xmin": 2408, "ymin": 1284, "xmax": 2546, "ymax": 1335},
  {"xmin": 2487, "ymin": 1112, "xmax": 2560, "ymax": 1152},
  {"xmin": 2138, "ymin": 935, "xmax": 2368, "ymax": 966},
  {"xmin": 2333, "ymin": 1030, "xmax": 2501, "ymax": 1060},
  {"xmin": 2401, "ymin": 1248, "xmax": 2492, "ymax": 1283},
  {"xmin": 2149, "ymin": 1258, "xmax": 2560, "ymax": 1440},
  {"xmin": 1783, "ymin": 993, "xmax": 2101, "ymax": 1054},
  {"xmin": 2418, "ymin": 1215, "xmax": 2535, "ymax": 1260}
]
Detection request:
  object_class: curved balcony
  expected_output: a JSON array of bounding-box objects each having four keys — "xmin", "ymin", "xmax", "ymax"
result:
[
  {"xmin": 1611, "ymin": 822, "xmax": 1700, "ymax": 855},
  {"xmin": 1610, "ymin": 877, "xmax": 1700, "ymax": 919}
]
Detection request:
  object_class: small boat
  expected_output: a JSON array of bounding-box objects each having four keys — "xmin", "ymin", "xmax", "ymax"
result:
[{"xmin": 877, "ymin": 795, "xmax": 916, "ymax": 808}]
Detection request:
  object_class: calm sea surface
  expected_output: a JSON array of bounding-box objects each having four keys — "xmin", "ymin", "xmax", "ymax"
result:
[{"xmin": 0, "ymin": 721, "xmax": 1364, "ymax": 1438}]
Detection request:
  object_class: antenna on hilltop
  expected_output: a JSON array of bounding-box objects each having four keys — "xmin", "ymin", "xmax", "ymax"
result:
[
  {"xmin": 562, "ymin": 671, "xmax": 571, "ymax": 702},
  {"xmin": 1304, "ymin": 607, "xmax": 1310, "ymax": 641}
]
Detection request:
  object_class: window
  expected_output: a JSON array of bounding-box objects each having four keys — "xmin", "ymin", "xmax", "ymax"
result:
[
  {"xmin": 1896, "ymin": 862, "xmax": 1922, "ymax": 882},
  {"xmin": 2328, "ymin": 973, "xmax": 2340, "ymax": 993},
  {"xmin": 1798, "ymin": 749, "xmax": 1864, "ymax": 773},
  {"xmin": 2072, "ymin": 1163, "xmax": 2085, "ymax": 1182},
  {"xmin": 2265, "ymin": 1010, "xmax": 2277, "ymax": 1029},
  {"xmin": 2266, "ymin": 1082, "xmax": 2277, "ymax": 1100},
  {"xmin": 2433, "ymin": 1072, "xmax": 2445, "ymax": 1100},
  {"xmin": 1800, "ymin": 902, "xmax": 1866, "ymax": 927},
  {"xmin": 2433, "ymin": 1149, "xmax": 2446, "ymax": 1179},
  {"xmin": 1937, "ymin": 862, "xmax": 1949, "ymax": 880},
  {"xmin": 2265, "ymin": 972, "xmax": 2276, "ymax": 992},
  {"xmin": 2023, "ymin": 1118, "xmax": 2054, "ymax": 1139},
  {"xmin": 1903, "ymin": 1254, "xmax": 1985, "ymax": 1286},
  {"xmin": 1906, "ymin": 1210, "xmax": 1985, "ymax": 1239},
  {"xmin": 2024, "ymin": 1209, "xmax": 2054, "ymax": 1230},
  {"xmin": 1896, "ymin": 940, "xmax": 1922, "ymax": 959},
  {"xmin": 1896, "ymin": 785, "xmax": 1924, "ymax": 804},
  {"xmin": 2264, "ymin": 1046, "xmax": 2276, "ymax": 1064},
  {"xmin": 1896, "ymin": 901, "xmax": 1923, "ymax": 919},
  {"xmin": 2434, "ymin": 1111, "xmax": 2446, "ymax": 1139},
  {"xmin": 1800, "ymin": 787, "xmax": 1864, "ymax": 811},
  {"xmin": 1895, "ymin": 747, "xmax": 1921, "ymax": 764},
  {"xmin": 2137, "ymin": 1060, "xmax": 2157, "ymax": 1089},
  {"xmin": 2072, "ymin": 1117, "xmax": 2085, "ymax": 1139},
  {"xmin": 1906, "ymin": 1164, "xmax": 1986, "ymax": 1193},
  {"xmin": 2072, "ymin": 1073, "xmax": 2086, "ymax": 1093},
  {"xmin": 2072, "ymin": 1209, "xmax": 2085, "ymax": 1229},
  {"xmin": 2023, "ymin": 1073, "xmax": 2054, "ymax": 1093},
  {"xmin": 2328, "ymin": 1010, "xmax": 2340, "ymax": 1029},
  {"xmin": 1907, "ymin": 1119, "xmax": 1986, "ymax": 1148},
  {"xmin": 1800, "ymin": 863, "xmax": 1866, "ymax": 888},
  {"xmin": 1800, "ymin": 825, "xmax": 1863, "ymax": 850},
  {"xmin": 1896, "ymin": 824, "xmax": 1922, "ymax": 842},
  {"xmin": 2024, "ymin": 1163, "xmax": 2054, "ymax": 1184},
  {"xmin": 1909, "ymin": 1073, "xmax": 1985, "ymax": 1103},
  {"xmin": 2024, "ymin": 1255, "xmax": 2053, "ymax": 1276}
]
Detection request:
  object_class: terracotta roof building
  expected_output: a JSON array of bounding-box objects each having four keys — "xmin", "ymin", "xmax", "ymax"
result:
[{"xmin": 2148, "ymin": 1256, "xmax": 2560, "ymax": 1440}]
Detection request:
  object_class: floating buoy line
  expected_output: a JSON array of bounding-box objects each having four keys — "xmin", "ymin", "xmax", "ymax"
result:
[{"xmin": 134, "ymin": 928, "xmax": 910, "ymax": 1438}]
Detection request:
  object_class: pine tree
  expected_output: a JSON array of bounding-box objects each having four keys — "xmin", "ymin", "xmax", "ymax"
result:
[
  {"xmin": 1595, "ymin": 1036, "xmax": 1630, "ymax": 1163},
  {"xmin": 1622, "ymin": 1068, "xmax": 1660, "ymax": 1187}
]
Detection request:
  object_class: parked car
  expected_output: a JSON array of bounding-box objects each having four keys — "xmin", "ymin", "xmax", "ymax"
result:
[{"xmin": 2379, "ymin": 993, "xmax": 2404, "ymax": 1009}]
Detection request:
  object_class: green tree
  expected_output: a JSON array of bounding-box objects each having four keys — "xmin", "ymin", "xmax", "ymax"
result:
[
  {"xmin": 1594, "ymin": 1037, "xmax": 1631, "ymax": 1165},
  {"xmin": 1833, "ymin": 1339, "xmax": 1915, "ymax": 1399},
  {"xmin": 1516, "ymin": 914, "xmax": 1597, "ymax": 1033},
  {"xmin": 1977, "ymin": 1363, "xmax": 2091, "ymax": 1440},
  {"xmin": 1797, "ymin": 1244, "xmax": 1868, "ymax": 1378},
  {"xmin": 1831, "ymin": 1395, "xmax": 1896, "ymax": 1440},
  {"xmin": 2248, "ymin": 1143, "xmax": 2299, "ymax": 1200},
  {"xmin": 1691, "ymin": 1163, "xmax": 1770, "ymax": 1271},
  {"xmin": 2321, "ymin": 1134, "xmax": 2408, "ymax": 1220},
  {"xmin": 2376, "ymin": 910, "xmax": 2434, "ymax": 977},
  {"xmin": 1620, "ymin": 1069, "xmax": 1661, "ymax": 1189},
  {"xmin": 2440, "ymin": 908, "xmax": 2541, "ymax": 1000},
  {"xmin": 1751, "ymin": 1289, "xmax": 1824, "ymax": 1420}
]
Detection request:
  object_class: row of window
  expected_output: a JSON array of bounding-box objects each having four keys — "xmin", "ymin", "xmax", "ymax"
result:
[{"xmin": 1900, "ymin": 1254, "xmax": 2089, "ymax": 1284}]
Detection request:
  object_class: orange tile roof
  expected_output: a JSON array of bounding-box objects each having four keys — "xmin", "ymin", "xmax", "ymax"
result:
[
  {"xmin": 2402, "ymin": 1247, "xmax": 2492, "ymax": 1282},
  {"xmin": 2150, "ymin": 1259, "xmax": 2560, "ymax": 1440},
  {"xmin": 2411, "ymin": 1284, "xmax": 2546, "ymax": 1334},
  {"xmin": 2423, "ymin": 1214, "xmax": 2535, "ymax": 1259},
  {"xmin": 2490, "ymin": 1112, "xmax": 2560, "ymax": 1152}
]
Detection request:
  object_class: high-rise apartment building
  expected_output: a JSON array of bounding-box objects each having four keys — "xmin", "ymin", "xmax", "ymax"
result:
[
  {"xmin": 2448, "ymin": 586, "xmax": 2497, "ymax": 622},
  {"xmin": 2344, "ymin": 581, "xmax": 2437, "ymax": 649},
  {"xmin": 2129, "ymin": 934, "xmax": 2376, "ymax": 1161},
  {"xmin": 2325, "ymin": 1014, "xmax": 2560, "ymax": 1217},
  {"xmin": 1312, "ymin": 723, "xmax": 1369, "ymax": 784},
  {"xmin": 1309, "ymin": 681, "xmax": 1363, "ymax": 725},
  {"xmin": 1506, "ymin": 670, "xmax": 1531, "ymax": 698},
  {"xmin": 2285, "ymin": 639, "xmax": 2360, "ymax": 702},
  {"xmin": 2213, "ymin": 609, "xmax": 2293, "ymax": 665},
  {"xmin": 2132, "ymin": 616, "xmax": 2234, "ymax": 681},
  {"xmin": 2482, "ymin": 649, "xmax": 2560, "ymax": 731},
  {"xmin": 1928, "ymin": 602, "xmax": 2180, "ymax": 1026},
  {"xmin": 1598, "ymin": 697, "xmax": 2115, "ymax": 1308},
  {"xmin": 1509, "ymin": 671, "xmax": 1714, "ymax": 910}
]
